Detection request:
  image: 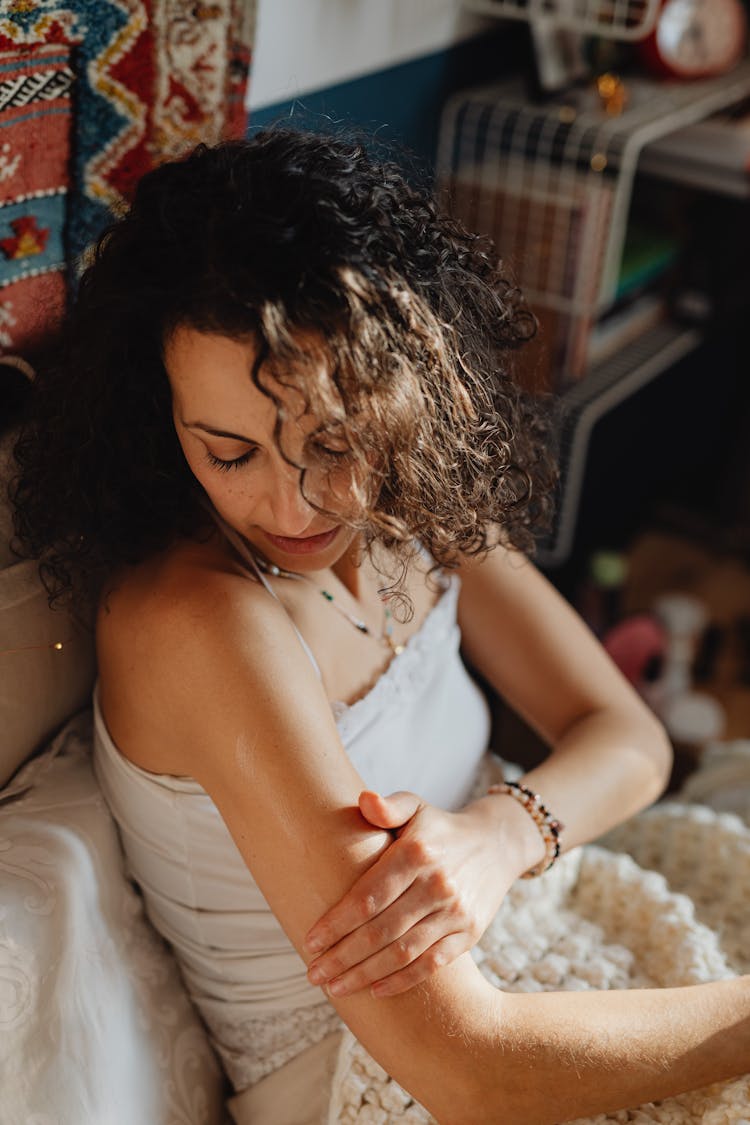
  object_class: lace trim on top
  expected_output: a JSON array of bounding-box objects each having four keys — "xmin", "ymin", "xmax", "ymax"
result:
[
  {"xmin": 204, "ymin": 998, "xmax": 343, "ymax": 1089},
  {"xmin": 332, "ymin": 572, "xmax": 458, "ymax": 740}
]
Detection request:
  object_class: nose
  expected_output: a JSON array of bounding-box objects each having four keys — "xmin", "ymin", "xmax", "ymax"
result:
[{"xmin": 266, "ymin": 460, "xmax": 318, "ymax": 536}]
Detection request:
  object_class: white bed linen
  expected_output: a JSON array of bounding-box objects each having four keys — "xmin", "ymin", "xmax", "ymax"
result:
[{"xmin": 0, "ymin": 712, "xmax": 227, "ymax": 1125}]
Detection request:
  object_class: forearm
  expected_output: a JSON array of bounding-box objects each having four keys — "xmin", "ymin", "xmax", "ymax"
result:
[
  {"xmin": 320, "ymin": 842, "xmax": 749, "ymax": 1122},
  {"xmin": 458, "ymin": 543, "xmax": 675, "ymax": 871},
  {"xmin": 456, "ymin": 973, "xmax": 750, "ymax": 1125},
  {"xmin": 521, "ymin": 707, "xmax": 672, "ymax": 851},
  {"xmin": 469, "ymin": 708, "xmax": 673, "ymax": 878},
  {"xmin": 339, "ymin": 955, "xmax": 749, "ymax": 1125}
]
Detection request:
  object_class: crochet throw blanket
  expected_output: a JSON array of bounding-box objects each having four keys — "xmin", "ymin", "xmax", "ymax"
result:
[{"xmin": 327, "ymin": 775, "xmax": 750, "ymax": 1123}]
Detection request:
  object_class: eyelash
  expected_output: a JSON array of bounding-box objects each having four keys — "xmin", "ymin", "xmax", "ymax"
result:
[
  {"xmin": 204, "ymin": 444, "xmax": 348, "ymax": 474},
  {"xmin": 204, "ymin": 450, "xmax": 256, "ymax": 473}
]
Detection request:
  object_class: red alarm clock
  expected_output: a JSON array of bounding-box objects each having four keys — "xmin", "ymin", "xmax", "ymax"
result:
[{"xmin": 640, "ymin": 0, "xmax": 747, "ymax": 79}]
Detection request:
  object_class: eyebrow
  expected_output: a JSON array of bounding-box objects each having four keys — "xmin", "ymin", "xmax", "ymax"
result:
[{"xmin": 183, "ymin": 421, "xmax": 256, "ymax": 443}]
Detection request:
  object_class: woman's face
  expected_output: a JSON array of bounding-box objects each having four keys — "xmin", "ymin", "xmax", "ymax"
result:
[{"xmin": 164, "ymin": 324, "xmax": 362, "ymax": 572}]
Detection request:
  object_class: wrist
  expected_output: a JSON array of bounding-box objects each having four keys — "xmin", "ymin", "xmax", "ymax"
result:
[
  {"xmin": 489, "ymin": 780, "xmax": 564, "ymax": 878},
  {"xmin": 468, "ymin": 790, "xmax": 548, "ymax": 881}
]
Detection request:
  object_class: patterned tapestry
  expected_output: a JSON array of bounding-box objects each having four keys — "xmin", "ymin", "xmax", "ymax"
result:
[
  {"xmin": 0, "ymin": 0, "xmax": 256, "ymax": 357},
  {"xmin": 0, "ymin": 38, "xmax": 74, "ymax": 354}
]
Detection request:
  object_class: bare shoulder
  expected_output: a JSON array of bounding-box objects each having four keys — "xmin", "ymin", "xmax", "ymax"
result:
[
  {"xmin": 97, "ymin": 532, "xmax": 264, "ymax": 652},
  {"xmin": 95, "ymin": 532, "xmax": 301, "ymax": 775}
]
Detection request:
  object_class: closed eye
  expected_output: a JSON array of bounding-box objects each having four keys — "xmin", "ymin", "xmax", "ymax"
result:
[
  {"xmin": 309, "ymin": 432, "xmax": 351, "ymax": 460},
  {"xmin": 314, "ymin": 444, "xmax": 350, "ymax": 460},
  {"xmin": 204, "ymin": 449, "xmax": 256, "ymax": 472}
]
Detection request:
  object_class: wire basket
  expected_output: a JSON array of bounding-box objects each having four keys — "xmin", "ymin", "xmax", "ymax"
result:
[
  {"xmin": 437, "ymin": 63, "xmax": 750, "ymax": 392},
  {"xmin": 461, "ymin": 0, "xmax": 661, "ymax": 40}
]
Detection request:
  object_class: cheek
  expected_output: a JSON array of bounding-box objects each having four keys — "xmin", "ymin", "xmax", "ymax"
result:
[{"xmin": 198, "ymin": 474, "xmax": 261, "ymax": 535}]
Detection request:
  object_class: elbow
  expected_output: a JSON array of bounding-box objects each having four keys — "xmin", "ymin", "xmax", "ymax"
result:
[
  {"xmin": 426, "ymin": 1032, "xmax": 555, "ymax": 1125},
  {"xmin": 649, "ymin": 715, "xmax": 673, "ymax": 797},
  {"xmin": 594, "ymin": 707, "xmax": 674, "ymax": 827},
  {"xmin": 638, "ymin": 713, "xmax": 673, "ymax": 804}
]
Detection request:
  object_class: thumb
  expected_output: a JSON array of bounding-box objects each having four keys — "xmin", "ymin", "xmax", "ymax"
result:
[{"xmin": 358, "ymin": 789, "xmax": 422, "ymax": 829}]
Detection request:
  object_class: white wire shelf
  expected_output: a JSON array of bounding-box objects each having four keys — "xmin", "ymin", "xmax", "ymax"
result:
[
  {"xmin": 461, "ymin": 0, "xmax": 660, "ymax": 40},
  {"xmin": 639, "ymin": 112, "xmax": 750, "ymax": 198},
  {"xmin": 437, "ymin": 61, "xmax": 750, "ymax": 387},
  {"xmin": 534, "ymin": 321, "xmax": 702, "ymax": 567}
]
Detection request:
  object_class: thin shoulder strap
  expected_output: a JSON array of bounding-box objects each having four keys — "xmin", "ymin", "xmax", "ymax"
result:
[{"xmin": 207, "ymin": 507, "xmax": 324, "ymax": 682}]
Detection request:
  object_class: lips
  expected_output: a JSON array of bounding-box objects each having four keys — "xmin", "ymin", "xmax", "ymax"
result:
[{"xmin": 262, "ymin": 526, "xmax": 341, "ymax": 555}]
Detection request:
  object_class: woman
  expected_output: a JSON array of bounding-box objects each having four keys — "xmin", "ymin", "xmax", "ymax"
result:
[{"xmin": 13, "ymin": 129, "xmax": 749, "ymax": 1124}]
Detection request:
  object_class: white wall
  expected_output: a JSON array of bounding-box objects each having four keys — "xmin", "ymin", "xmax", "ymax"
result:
[{"xmin": 248, "ymin": 0, "xmax": 491, "ymax": 110}]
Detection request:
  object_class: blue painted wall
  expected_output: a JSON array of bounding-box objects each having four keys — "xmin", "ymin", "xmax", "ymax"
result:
[{"xmin": 248, "ymin": 25, "xmax": 526, "ymax": 180}]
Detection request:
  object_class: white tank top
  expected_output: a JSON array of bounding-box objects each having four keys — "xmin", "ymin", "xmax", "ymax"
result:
[{"xmin": 92, "ymin": 525, "xmax": 492, "ymax": 1093}]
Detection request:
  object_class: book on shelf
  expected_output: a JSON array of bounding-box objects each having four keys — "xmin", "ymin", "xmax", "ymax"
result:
[{"xmin": 615, "ymin": 223, "xmax": 679, "ymax": 304}]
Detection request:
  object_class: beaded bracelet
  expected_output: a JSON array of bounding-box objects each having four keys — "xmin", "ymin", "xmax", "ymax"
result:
[{"xmin": 487, "ymin": 781, "xmax": 564, "ymax": 879}]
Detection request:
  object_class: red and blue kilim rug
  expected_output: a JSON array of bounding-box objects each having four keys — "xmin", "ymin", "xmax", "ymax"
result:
[
  {"xmin": 0, "ymin": 0, "xmax": 255, "ymax": 355},
  {"xmin": 0, "ymin": 38, "xmax": 75, "ymax": 353}
]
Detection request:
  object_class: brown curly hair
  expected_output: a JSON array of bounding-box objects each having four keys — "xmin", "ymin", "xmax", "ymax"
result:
[{"xmin": 12, "ymin": 127, "xmax": 560, "ymax": 614}]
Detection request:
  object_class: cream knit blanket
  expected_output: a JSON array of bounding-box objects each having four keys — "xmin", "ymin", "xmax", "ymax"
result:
[{"xmin": 326, "ymin": 799, "xmax": 750, "ymax": 1124}]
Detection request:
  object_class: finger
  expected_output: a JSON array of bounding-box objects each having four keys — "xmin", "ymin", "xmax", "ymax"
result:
[
  {"xmin": 303, "ymin": 853, "xmax": 416, "ymax": 956},
  {"xmin": 369, "ymin": 933, "xmax": 469, "ymax": 998},
  {"xmin": 308, "ymin": 887, "xmax": 432, "ymax": 986},
  {"xmin": 324, "ymin": 921, "xmax": 467, "ymax": 999},
  {"xmin": 358, "ymin": 789, "xmax": 423, "ymax": 830}
]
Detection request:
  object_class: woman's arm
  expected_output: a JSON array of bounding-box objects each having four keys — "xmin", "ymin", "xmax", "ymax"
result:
[
  {"xmin": 301, "ymin": 542, "xmax": 672, "ymax": 996},
  {"xmin": 456, "ymin": 538, "xmax": 673, "ymax": 848},
  {"xmin": 103, "ymin": 564, "xmax": 750, "ymax": 1125}
]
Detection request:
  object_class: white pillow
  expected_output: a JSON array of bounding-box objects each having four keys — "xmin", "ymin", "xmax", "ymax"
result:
[
  {"xmin": 0, "ymin": 712, "xmax": 229, "ymax": 1124},
  {"xmin": 0, "ymin": 429, "xmax": 96, "ymax": 786}
]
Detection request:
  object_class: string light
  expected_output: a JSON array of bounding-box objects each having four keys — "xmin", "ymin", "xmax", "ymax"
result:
[{"xmin": 0, "ymin": 638, "xmax": 70, "ymax": 656}]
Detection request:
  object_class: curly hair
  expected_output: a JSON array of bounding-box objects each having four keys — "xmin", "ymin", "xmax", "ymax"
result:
[{"xmin": 12, "ymin": 127, "xmax": 559, "ymax": 614}]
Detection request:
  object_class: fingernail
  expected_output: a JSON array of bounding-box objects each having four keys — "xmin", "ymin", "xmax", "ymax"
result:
[
  {"xmin": 305, "ymin": 934, "xmax": 323, "ymax": 954},
  {"xmin": 327, "ymin": 979, "xmax": 347, "ymax": 997},
  {"xmin": 308, "ymin": 965, "xmax": 326, "ymax": 984}
]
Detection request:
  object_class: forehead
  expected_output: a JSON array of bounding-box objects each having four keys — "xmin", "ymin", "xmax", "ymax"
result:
[{"xmin": 164, "ymin": 324, "xmax": 326, "ymax": 423}]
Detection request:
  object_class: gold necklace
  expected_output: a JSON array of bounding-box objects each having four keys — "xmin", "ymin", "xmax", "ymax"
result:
[{"xmin": 255, "ymin": 556, "xmax": 404, "ymax": 657}]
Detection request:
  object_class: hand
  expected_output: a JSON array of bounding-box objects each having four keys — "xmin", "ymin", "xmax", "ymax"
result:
[{"xmin": 303, "ymin": 788, "xmax": 525, "ymax": 999}]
